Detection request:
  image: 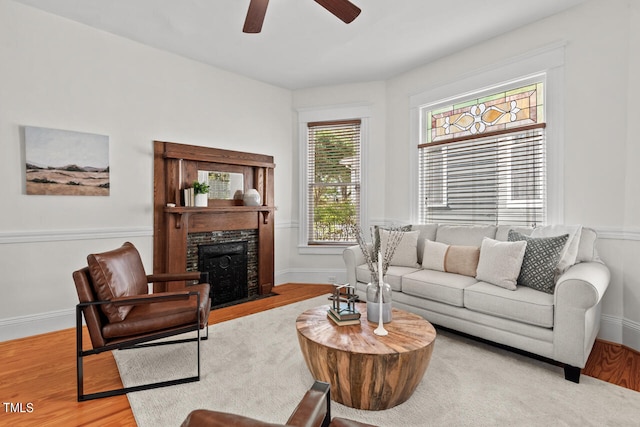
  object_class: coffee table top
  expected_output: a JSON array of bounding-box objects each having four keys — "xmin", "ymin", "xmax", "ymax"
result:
[{"xmin": 296, "ymin": 302, "xmax": 436, "ymax": 355}]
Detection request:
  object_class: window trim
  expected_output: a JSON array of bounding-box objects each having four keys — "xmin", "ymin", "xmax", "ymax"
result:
[
  {"xmin": 409, "ymin": 43, "xmax": 565, "ymax": 225},
  {"xmin": 297, "ymin": 104, "xmax": 371, "ymax": 254}
]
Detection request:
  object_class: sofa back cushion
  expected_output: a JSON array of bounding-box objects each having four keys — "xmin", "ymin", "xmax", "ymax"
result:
[
  {"xmin": 495, "ymin": 225, "xmax": 533, "ymax": 241},
  {"xmin": 87, "ymin": 242, "xmax": 148, "ymax": 323},
  {"xmin": 436, "ymin": 225, "xmax": 497, "ymax": 246}
]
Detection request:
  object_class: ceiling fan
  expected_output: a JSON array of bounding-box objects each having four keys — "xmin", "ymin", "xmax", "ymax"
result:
[{"xmin": 243, "ymin": 0, "xmax": 361, "ymax": 33}]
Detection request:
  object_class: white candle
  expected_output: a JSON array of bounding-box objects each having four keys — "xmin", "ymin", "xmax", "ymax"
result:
[{"xmin": 378, "ymin": 251, "xmax": 383, "ymax": 286}]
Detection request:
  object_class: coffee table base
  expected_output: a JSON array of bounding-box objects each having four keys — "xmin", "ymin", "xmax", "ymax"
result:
[
  {"xmin": 296, "ymin": 303, "xmax": 436, "ymax": 411},
  {"xmin": 297, "ymin": 332, "xmax": 433, "ymax": 410}
]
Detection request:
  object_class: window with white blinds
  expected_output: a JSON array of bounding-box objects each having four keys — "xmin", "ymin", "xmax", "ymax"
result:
[
  {"xmin": 307, "ymin": 119, "xmax": 361, "ymax": 244},
  {"xmin": 418, "ymin": 81, "xmax": 547, "ymax": 226}
]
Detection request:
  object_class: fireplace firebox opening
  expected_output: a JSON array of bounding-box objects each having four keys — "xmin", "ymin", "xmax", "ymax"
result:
[{"xmin": 198, "ymin": 241, "xmax": 249, "ymax": 307}]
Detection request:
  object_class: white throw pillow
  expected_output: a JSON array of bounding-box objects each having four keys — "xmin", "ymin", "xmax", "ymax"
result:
[
  {"xmin": 380, "ymin": 229, "xmax": 420, "ymax": 268},
  {"xmin": 422, "ymin": 239, "xmax": 449, "ymax": 271},
  {"xmin": 576, "ymin": 227, "xmax": 598, "ymax": 263},
  {"xmin": 531, "ymin": 225, "xmax": 582, "ymax": 275},
  {"xmin": 476, "ymin": 237, "xmax": 527, "ymax": 291}
]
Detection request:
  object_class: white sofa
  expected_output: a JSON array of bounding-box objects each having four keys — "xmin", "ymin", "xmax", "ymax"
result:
[{"xmin": 343, "ymin": 224, "xmax": 610, "ymax": 382}]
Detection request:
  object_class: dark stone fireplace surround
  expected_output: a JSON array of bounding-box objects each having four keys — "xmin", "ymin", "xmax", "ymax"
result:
[{"xmin": 186, "ymin": 230, "xmax": 259, "ymax": 306}]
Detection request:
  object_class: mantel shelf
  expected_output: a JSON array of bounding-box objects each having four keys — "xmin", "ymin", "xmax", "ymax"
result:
[{"xmin": 165, "ymin": 206, "xmax": 275, "ymax": 228}]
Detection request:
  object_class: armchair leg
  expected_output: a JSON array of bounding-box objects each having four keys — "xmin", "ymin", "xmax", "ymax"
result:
[{"xmin": 76, "ymin": 306, "xmax": 203, "ymax": 402}]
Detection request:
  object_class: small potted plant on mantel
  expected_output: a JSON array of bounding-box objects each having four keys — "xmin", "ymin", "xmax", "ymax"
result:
[{"xmin": 193, "ymin": 180, "xmax": 210, "ymax": 207}]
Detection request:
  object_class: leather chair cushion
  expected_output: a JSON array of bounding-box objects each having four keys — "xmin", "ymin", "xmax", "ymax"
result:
[
  {"xmin": 87, "ymin": 242, "xmax": 149, "ymax": 323},
  {"xmin": 102, "ymin": 283, "xmax": 210, "ymax": 339}
]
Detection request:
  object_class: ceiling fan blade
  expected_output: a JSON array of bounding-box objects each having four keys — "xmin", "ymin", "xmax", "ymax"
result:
[
  {"xmin": 314, "ymin": 0, "xmax": 361, "ymax": 24},
  {"xmin": 243, "ymin": 0, "xmax": 269, "ymax": 33}
]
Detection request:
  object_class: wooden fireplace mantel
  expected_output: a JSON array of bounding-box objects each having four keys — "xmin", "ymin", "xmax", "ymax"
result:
[{"xmin": 153, "ymin": 141, "xmax": 275, "ymax": 295}]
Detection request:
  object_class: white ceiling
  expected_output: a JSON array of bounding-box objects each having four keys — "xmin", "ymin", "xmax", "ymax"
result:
[{"xmin": 13, "ymin": 0, "xmax": 587, "ymax": 90}]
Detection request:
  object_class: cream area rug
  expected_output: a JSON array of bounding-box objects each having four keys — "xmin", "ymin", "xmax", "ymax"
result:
[{"xmin": 113, "ymin": 295, "xmax": 640, "ymax": 427}]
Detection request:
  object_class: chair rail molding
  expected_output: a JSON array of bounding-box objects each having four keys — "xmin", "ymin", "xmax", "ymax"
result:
[{"xmin": 0, "ymin": 226, "xmax": 153, "ymax": 244}]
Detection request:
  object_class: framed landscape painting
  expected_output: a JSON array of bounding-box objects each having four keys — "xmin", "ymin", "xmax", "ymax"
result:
[{"xmin": 25, "ymin": 126, "xmax": 110, "ymax": 196}]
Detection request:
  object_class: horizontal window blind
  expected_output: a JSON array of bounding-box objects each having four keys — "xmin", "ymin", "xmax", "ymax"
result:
[
  {"xmin": 418, "ymin": 124, "xmax": 546, "ymax": 226},
  {"xmin": 307, "ymin": 120, "xmax": 361, "ymax": 244}
]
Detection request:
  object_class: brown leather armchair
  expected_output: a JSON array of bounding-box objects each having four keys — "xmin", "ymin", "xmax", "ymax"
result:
[
  {"xmin": 181, "ymin": 381, "xmax": 377, "ymax": 427},
  {"xmin": 73, "ymin": 242, "xmax": 211, "ymax": 401}
]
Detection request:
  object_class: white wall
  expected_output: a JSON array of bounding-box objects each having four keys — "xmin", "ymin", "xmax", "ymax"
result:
[
  {"xmin": 0, "ymin": 0, "xmax": 293, "ymax": 339},
  {"xmin": 289, "ymin": 0, "xmax": 640, "ymax": 350},
  {"xmin": 287, "ymin": 82, "xmax": 387, "ymax": 284},
  {"xmin": 623, "ymin": 0, "xmax": 640, "ymax": 347},
  {"xmin": 383, "ymin": 0, "xmax": 640, "ymax": 349},
  {"xmin": 2, "ymin": 0, "xmax": 639, "ymax": 351}
]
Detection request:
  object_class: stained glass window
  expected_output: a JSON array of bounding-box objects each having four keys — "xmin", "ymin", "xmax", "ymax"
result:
[
  {"xmin": 418, "ymin": 80, "xmax": 547, "ymax": 226},
  {"xmin": 423, "ymin": 83, "xmax": 544, "ymax": 144}
]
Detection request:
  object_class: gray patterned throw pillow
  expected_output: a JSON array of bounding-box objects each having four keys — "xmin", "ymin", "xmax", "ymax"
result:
[{"xmin": 508, "ymin": 230, "xmax": 569, "ymax": 294}]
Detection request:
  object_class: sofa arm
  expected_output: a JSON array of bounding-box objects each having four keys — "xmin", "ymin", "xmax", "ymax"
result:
[
  {"xmin": 554, "ymin": 262, "xmax": 610, "ymax": 309},
  {"xmin": 553, "ymin": 261, "xmax": 610, "ymax": 368},
  {"xmin": 343, "ymin": 244, "xmax": 368, "ymax": 286}
]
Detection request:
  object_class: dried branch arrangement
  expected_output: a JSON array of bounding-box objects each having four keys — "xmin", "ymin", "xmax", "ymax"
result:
[{"xmin": 350, "ymin": 225, "xmax": 406, "ymax": 283}]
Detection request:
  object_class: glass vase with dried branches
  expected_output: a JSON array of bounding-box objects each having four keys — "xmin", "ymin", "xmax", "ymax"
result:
[{"xmin": 351, "ymin": 225, "xmax": 406, "ymax": 326}]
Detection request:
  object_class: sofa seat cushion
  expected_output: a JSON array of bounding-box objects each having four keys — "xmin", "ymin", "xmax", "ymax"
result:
[
  {"xmin": 402, "ymin": 269, "xmax": 478, "ymax": 307},
  {"xmin": 464, "ymin": 282, "xmax": 554, "ymax": 328},
  {"xmin": 356, "ymin": 264, "xmax": 419, "ymax": 292}
]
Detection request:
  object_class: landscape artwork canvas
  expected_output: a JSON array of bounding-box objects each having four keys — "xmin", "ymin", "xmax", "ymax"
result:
[{"xmin": 25, "ymin": 126, "xmax": 109, "ymax": 196}]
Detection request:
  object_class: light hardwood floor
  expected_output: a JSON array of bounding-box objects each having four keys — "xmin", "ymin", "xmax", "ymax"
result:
[{"xmin": 0, "ymin": 283, "xmax": 637, "ymax": 426}]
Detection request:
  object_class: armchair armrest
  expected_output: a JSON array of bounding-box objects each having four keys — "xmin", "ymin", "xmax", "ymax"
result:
[
  {"xmin": 286, "ymin": 381, "xmax": 330, "ymax": 427},
  {"xmin": 147, "ymin": 271, "xmax": 208, "ymax": 283},
  {"xmin": 110, "ymin": 291, "xmax": 195, "ymax": 306}
]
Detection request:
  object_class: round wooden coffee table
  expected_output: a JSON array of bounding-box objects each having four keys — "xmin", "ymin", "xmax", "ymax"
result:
[{"xmin": 295, "ymin": 301, "xmax": 436, "ymax": 410}]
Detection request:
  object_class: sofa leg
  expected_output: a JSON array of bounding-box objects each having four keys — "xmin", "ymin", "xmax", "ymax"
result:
[{"xmin": 564, "ymin": 365, "xmax": 581, "ymax": 383}]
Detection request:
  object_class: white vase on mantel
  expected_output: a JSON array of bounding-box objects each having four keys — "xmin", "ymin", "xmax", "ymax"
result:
[
  {"xmin": 243, "ymin": 188, "xmax": 261, "ymax": 206},
  {"xmin": 195, "ymin": 193, "xmax": 208, "ymax": 207}
]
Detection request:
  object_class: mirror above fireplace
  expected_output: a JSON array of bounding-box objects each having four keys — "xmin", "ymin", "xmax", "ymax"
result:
[{"xmin": 197, "ymin": 170, "xmax": 244, "ymax": 201}]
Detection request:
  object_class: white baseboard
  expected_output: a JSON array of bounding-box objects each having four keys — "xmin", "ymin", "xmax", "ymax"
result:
[
  {"xmin": 0, "ymin": 308, "xmax": 75, "ymax": 342},
  {"xmin": 622, "ymin": 317, "xmax": 640, "ymax": 352},
  {"xmin": 598, "ymin": 314, "xmax": 622, "ymax": 343},
  {"xmin": 597, "ymin": 314, "xmax": 640, "ymax": 352},
  {"xmin": 275, "ymin": 268, "xmax": 347, "ymax": 286}
]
